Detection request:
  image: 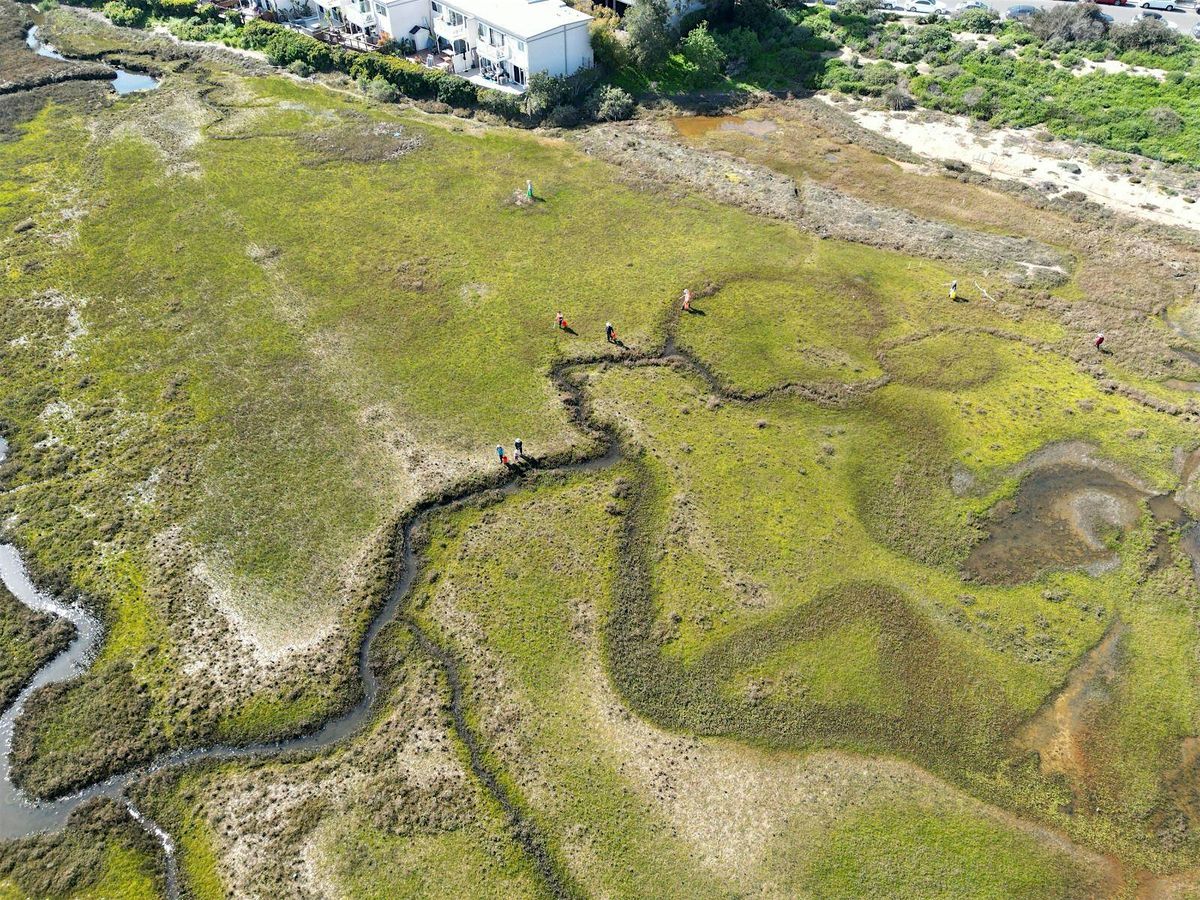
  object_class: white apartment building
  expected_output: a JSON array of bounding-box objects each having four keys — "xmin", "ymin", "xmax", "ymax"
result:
[{"xmin": 363, "ymin": 0, "xmax": 593, "ymax": 92}]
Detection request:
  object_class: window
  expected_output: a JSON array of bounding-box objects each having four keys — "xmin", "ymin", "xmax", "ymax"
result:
[
  {"xmin": 511, "ymin": 63, "xmax": 525, "ymax": 85},
  {"xmin": 478, "ymin": 22, "xmax": 486, "ymax": 38},
  {"xmin": 431, "ymin": 1, "xmax": 440, "ymax": 11},
  {"xmin": 374, "ymin": 2, "xmax": 384, "ymax": 13},
  {"xmin": 516, "ymin": 40, "xmax": 524, "ymax": 52}
]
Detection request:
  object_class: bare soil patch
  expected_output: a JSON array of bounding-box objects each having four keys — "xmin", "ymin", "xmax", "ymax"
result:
[
  {"xmin": 576, "ymin": 118, "xmax": 1068, "ymax": 284},
  {"xmin": 965, "ymin": 465, "xmax": 1153, "ymax": 585},
  {"xmin": 299, "ymin": 121, "xmax": 424, "ymax": 165}
]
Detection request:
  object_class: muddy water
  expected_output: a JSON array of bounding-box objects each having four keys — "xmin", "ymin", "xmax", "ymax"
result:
[
  {"xmin": 671, "ymin": 115, "xmax": 779, "ymax": 140},
  {"xmin": 965, "ymin": 465, "xmax": 1168, "ymax": 585},
  {"xmin": 24, "ymin": 24, "xmax": 160, "ymax": 95},
  {"xmin": 1017, "ymin": 622, "xmax": 1125, "ymax": 796}
]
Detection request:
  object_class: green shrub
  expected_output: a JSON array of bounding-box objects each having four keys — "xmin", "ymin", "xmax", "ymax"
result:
[
  {"xmin": 861, "ymin": 60, "xmax": 899, "ymax": 89},
  {"xmin": 243, "ymin": 20, "xmax": 335, "ymax": 69},
  {"xmin": 364, "ymin": 75, "xmax": 398, "ymax": 102},
  {"xmin": 951, "ymin": 7, "xmax": 999, "ymax": 34},
  {"xmin": 713, "ymin": 25, "xmax": 761, "ymax": 65},
  {"xmin": 680, "ymin": 21, "xmax": 726, "ymax": 85},
  {"xmin": 154, "ymin": 0, "xmax": 198, "ymax": 15},
  {"xmin": 591, "ymin": 17, "xmax": 626, "ymax": 69},
  {"xmin": 346, "ymin": 51, "xmax": 447, "ymax": 98},
  {"xmin": 476, "ymin": 88, "xmax": 523, "ymax": 121},
  {"xmin": 102, "ymin": 1, "xmax": 147, "ymax": 27},
  {"xmin": 625, "ymin": 0, "xmax": 674, "ymax": 69},
  {"xmin": 545, "ymin": 102, "xmax": 581, "ymax": 128},
  {"xmin": 526, "ymin": 71, "xmax": 572, "ymax": 114},
  {"xmin": 286, "ymin": 59, "xmax": 312, "ymax": 77},
  {"xmin": 587, "ymin": 84, "xmax": 634, "ymax": 121},
  {"xmin": 435, "ymin": 74, "xmax": 476, "ymax": 107}
]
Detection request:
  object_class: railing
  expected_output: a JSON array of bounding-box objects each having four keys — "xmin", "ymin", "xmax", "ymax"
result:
[
  {"xmin": 433, "ymin": 16, "xmax": 467, "ymax": 41},
  {"xmin": 477, "ymin": 41, "xmax": 510, "ymax": 61}
]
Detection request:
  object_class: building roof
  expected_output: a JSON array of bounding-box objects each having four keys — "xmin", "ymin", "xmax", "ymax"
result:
[{"xmin": 448, "ymin": 0, "xmax": 591, "ymax": 39}]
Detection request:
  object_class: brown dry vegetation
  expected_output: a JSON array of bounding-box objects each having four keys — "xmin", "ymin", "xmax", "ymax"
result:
[{"xmin": 663, "ymin": 101, "xmax": 1200, "ymax": 386}]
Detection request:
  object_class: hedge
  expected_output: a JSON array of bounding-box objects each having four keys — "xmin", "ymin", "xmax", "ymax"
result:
[
  {"xmin": 241, "ymin": 20, "xmax": 481, "ymax": 106},
  {"xmin": 243, "ymin": 18, "xmax": 343, "ymax": 70}
]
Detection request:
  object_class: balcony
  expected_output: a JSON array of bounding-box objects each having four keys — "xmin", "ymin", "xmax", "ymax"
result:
[
  {"xmin": 432, "ymin": 15, "xmax": 467, "ymax": 42},
  {"xmin": 477, "ymin": 41, "xmax": 510, "ymax": 62}
]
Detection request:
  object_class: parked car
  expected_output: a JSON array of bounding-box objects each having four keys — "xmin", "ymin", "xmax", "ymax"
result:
[
  {"xmin": 1193, "ymin": 19, "xmax": 1200, "ymax": 32},
  {"xmin": 955, "ymin": 0, "xmax": 990, "ymax": 9},
  {"xmin": 1097, "ymin": 10, "xmax": 1114, "ymax": 20},
  {"xmin": 1005, "ymin": 4, "xmax": 1038, "ymax": 17},
  {"xmin": 1134, "ymin": 8, "xmax": 1163, "ymax": 17},
  {"xmin": 1141, "ymin": 0, "xmax": 1180, "ymax": 10}
]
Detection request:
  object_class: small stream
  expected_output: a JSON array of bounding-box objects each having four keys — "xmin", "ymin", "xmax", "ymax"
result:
[
  {"xmin": 0, "ymin": 417, "xmax": 619, "ymax": 896},
  {"xmin": 24, "ymin": 24, "xmax": 160, "ymax": 94}
]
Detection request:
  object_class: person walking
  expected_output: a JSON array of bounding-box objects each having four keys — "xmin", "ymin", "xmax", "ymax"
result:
[
  {"xmin": 1094, "ymin": 332, "xmax": 1105, "ymax": 351},
  {"xmin": 526, "ymin": 179, "xmax": 534, "ymax": 201},
  {"xmin": 949, "ymin": 280, "xmax": 958, "ymax": 301},
  {"xmin": 496, "ymin": 444, "xmax": 507, "ymax": 466},
  {"xmin": 605, "ymin": 322, "xmax": 616, "ymax": 344},
  {"xmin": 514, "ymin": 438, "xmax": 524, "ymax": 461},
  {"xmin": 682, "ymin": 288, "xmax": 692, "ymax": 312},
  {"xmin": 556, "ymin": 311, "xmax": 568, "ymax": 331}
]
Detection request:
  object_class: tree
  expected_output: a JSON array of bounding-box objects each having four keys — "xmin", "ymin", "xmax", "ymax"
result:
[
  {"xmin": 680, "ymin": 22, "xmax": 727, "ymax": 84},
  {"xmin": 590, "ymin": 14, "xmax": 626, "ymax": 70},
  {"xmin": 1111, "ymin": 16, "xmax": 1181, "ymax": 53},
  {"xmin": 624, "ymin": 0, "xmax": 673, "ymax": 70},
  {"xmin": 1028, "ymin": 3, "xmax": 1109, "ymax": 45},
  {"xmin": 526, "ymin": 71, "xmax": 572, "ymax": 115}
]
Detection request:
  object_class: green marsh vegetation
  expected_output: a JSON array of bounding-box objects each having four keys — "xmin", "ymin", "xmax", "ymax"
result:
[
  {"xmin": 0, "ymin": 584, "xmax": 73, "ymax": 711},
  {"xmin": 6, "ymin": 6, "xmax": 1200, "ymax": 893},
  {"xmin": 0, "ymin": 799, "xmax": 163, "ymax": 899}
]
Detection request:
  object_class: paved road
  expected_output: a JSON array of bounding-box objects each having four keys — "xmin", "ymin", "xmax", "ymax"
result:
[{"xmin": 890, "ymin": 0, "xmax": 1200, "ymax": 31}]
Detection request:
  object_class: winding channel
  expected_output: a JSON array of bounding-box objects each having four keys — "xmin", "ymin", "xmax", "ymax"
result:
[
  {"xmin": 24, "ymin": 24, "xmax": 160, "ymax": 94},
  {"xmin": 9, "ymin": 25, "xmax": 1200, "ymax": 887},
  {"xmin": 0, "ymin": 377, "xmax": 622, "ymax": 897}
]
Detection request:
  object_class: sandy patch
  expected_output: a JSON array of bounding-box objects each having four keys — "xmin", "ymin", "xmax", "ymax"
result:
[{"xmin": 830, "ymin": 100, "xmax": 1200, "ymax": 232}]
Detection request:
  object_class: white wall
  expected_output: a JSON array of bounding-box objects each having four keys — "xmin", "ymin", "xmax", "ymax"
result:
[
  {"xmin": 525, "ymin": 21, "xmax": 592, "ymax": 78},
  {"xmin": 377, "ymin": 0, "xmax": 428, "ymax": 44}
]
